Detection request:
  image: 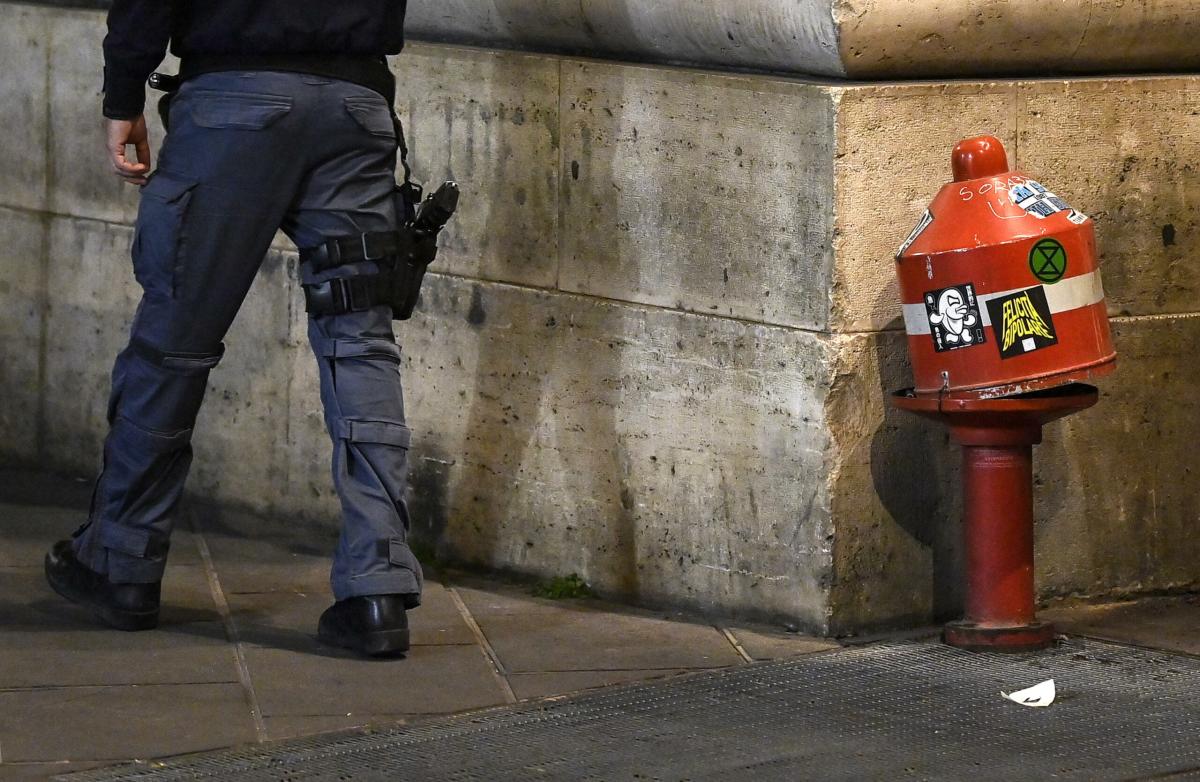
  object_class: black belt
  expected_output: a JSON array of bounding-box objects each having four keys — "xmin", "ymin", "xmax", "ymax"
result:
[{"xmin": 179, "ymin": 54, "xmax": 396, "ymax": 107}]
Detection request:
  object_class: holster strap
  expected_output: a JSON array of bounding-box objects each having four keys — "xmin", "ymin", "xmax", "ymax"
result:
[
  {"xmin": 300, "ymin": 231, "xmax": 404, "ymax": 274},
  {"xmin": 303, "ymin": 275, "xmax": 388, "ymax": 317}
]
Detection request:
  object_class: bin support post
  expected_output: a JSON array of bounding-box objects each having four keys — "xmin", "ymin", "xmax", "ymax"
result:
[
  {"xmin": 891, "ymin": 384, "xmax": 1099, "ymax": 652},
  {"xmin": 962, "ymin": 444, "xmax": 1036, "ymax": 628}
]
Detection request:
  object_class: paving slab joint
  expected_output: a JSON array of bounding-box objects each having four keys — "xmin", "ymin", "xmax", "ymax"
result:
[
  {"xmin": 446, "ymin": 586, "xmax": 518, "ymax": 704},
  {"xmin": 190, "ymin": 513, "xmax": 268, "ymax": 742}
]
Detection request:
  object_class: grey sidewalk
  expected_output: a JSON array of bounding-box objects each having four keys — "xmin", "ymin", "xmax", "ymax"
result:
[{"xmin": 0, "ymin": 470, "xmax": 836, "ymax": 780}]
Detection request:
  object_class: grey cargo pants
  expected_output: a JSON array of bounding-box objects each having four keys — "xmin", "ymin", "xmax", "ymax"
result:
[{"xmin": 71, "ymin": 71, "xmax": 423, "ymax": 603}]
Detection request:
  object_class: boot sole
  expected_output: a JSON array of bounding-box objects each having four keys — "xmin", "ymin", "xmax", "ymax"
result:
[
  {"xmin": 318, "ymin": 626, "xmax": 411, "ymax": 658},
  {"xmin": 44, "ymin": 554, "xmax": 159, "ymax": 632}
]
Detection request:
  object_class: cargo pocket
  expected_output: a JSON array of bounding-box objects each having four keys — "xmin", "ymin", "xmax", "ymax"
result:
[
  {"xmin": 133, "ymin": 172, "xmax": 197, "ymax": 300},
  {"xmin": 191, "ymin": 90, "xmax": 293, "ymax": 130},
  {"xmin": 344, "ymin": 96, "xmax": 397, "ymax": 139}
]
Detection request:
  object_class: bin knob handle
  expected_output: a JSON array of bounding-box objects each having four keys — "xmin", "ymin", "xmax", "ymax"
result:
[{"xmin": 952, "ymin": 135, "xmax": 1008, "ymax": 182}]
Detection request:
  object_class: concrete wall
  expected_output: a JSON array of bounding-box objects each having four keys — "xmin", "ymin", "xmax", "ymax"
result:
[
  {"xmin": 406, "ymin": 0, "xmax": 1200, "ymax": 79},
  {"xmin": 24, "ymin": 0, "xmax": 1200, "ymax": 80},
  {"xmin": 2, "ymin": 2, "xmax": 1198, "ymax": 633},
  {"xmin": 0, "ymin": 3, "xmax": 839, "ymax": 629}
]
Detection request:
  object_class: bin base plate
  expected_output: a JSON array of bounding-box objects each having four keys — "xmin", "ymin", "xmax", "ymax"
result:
[{"xmin": 944, "ymin": 619, "xmax": 1056, "ymax": 652}]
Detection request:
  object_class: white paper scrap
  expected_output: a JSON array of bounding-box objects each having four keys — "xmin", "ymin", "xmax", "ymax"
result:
[{"xmin": 1002, "ymin": 679, "xmax": 1056, "ymax": 707}]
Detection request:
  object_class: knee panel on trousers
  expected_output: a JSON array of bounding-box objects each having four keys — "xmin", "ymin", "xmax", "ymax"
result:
[
  {"xmin": 112, "ymin": 338, "xmax": 225, "ymax": 432},
  {"xmin": 130, "ymin": 337, "xmax": 225, "ymax": 374}
]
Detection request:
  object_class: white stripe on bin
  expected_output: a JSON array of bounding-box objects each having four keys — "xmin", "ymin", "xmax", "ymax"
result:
[{"xmin": 902, "ymin": 271, "xmax": 1105, "ymax": 336}]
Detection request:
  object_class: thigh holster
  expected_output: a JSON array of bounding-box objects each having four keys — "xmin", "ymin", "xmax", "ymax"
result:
[{"xmin": 299, "ymin": 182, "xmax": 459, "ymax": 321}]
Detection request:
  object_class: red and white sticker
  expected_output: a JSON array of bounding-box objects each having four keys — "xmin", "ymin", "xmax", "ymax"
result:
[{"xmin": 1009, "ymin": 180, "xmax": 1072, "ymax": 219}]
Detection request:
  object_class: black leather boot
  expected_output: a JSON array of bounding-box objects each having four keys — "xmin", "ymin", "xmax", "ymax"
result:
[
  {"xmin": 317, "ymin": 595, "xmax": 411, "ymax": 657},
  {"xmin": 44, "ymin": 540, "xmax": 161, "ymax": 631}
]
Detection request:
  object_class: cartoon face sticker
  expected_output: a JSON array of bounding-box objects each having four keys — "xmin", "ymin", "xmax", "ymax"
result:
[{"xmin": 924, "ymin": 284, "xmax": 987, "ymax": 353}]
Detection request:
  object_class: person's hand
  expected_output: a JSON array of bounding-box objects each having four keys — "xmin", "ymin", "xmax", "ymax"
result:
[{"xmin": 105, "ymin": 116, "xmax": 152, "ymax": 185}]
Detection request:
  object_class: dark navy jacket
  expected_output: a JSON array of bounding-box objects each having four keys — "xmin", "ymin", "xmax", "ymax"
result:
[{"xmin": 103, "ymin": 1, "xmax": 408, "ymax": 119}]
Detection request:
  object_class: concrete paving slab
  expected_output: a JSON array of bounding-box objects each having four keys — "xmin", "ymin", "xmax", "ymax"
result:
[
  {"xmin": 456, "ymin": 586, "xmax": 744, "ymax": 672},
  {"xmin": 0, "ymin": 682, "xmax": 255, "ymax": 762},
  {"xmin": 194, "ymin": 521, "xmax": 334, "ymax": 595},
  {"xmin": 227, "ymin": 580, "xmax": 474, "ymax": 650},
  {"xmin": 243, "ymin": 642, "xmax": 507, "ymax": 718},
  {"xmin": 0, "ymin": 504, "xmax": 88, "ymax": 569},
  {"xmin": 0, "ymin": 504, "xmax": 203, "ymax": 569},
  {"xmin": 0, "ymin": 567, "xmax": 231, "ymax": 689},
  {"xmin": 507, "ymin": 669, "xmax": 694, "ymax": 701},
  {"xmin": 1, "ymin": 564, "xmax": 219, "ymax": 629},
  {"xmin": 727, "ymin": 626, "xmax": 840, "ymax": 661},
  {"xmin": 1043, "ymin": 595, "xmax": 1200, "ymax": 657},
  {"xmin": 198, "ymin": 556, "xmax": 333, "ymax": 597},
  {"xmin": 0, "ymin": 622, "xmax": 234, "ymax": 690}
]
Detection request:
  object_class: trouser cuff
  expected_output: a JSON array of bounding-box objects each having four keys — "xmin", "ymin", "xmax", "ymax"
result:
[
  {"xmin": 335, "ymin": 572, "xmax": 423, "ymax": 606},
  {"xmin": 72, "ymin": 535, "xmax": 168, "ymax": 584}
]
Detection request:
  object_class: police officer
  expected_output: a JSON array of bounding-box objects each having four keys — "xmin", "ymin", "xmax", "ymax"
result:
[{"xmin": 44, "ymin": 0, "xmax": 424, "ymax": 657}]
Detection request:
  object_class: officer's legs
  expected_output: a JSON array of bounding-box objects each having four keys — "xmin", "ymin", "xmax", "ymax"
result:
[
  {"xmin": 270, "ymin": 79, "xmax": 424, "ymax": 604},
  {"xmin": 71, "ymin": 73, "xmax": 307, "ymax": 583},
  {"xmin": 283, "ymin": 79, "xmax": 423, "ymax": 605},
  {"xmin": 303, "ymin": 308, "xmax": 422, "ymax": 603}
]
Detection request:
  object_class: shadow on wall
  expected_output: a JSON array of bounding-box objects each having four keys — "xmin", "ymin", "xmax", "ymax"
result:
[
  {"xmin": 866, "ymin": 309, "xmax": 965, "ymax": 624},
  {"xmin": 406, "ymin": 3, "xmax": 644, "ymax": 599}
]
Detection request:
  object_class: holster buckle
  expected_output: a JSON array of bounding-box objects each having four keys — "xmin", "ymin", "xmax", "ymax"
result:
[{"xmin": 361, "ymin": 233, "xmax": 389, "ymax": 262}]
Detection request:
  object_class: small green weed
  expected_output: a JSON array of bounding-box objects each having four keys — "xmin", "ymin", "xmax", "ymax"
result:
[{"xmin": 532, "ymin": 573, "xmax": 595, "ymax": 600}]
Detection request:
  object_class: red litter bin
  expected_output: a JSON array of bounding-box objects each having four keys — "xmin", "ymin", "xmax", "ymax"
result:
[
  {"xmin": 895, "ymin": 135, "xmax": 1115, "ymax": 398},
  {"xmin": 890, "ymin": 136, "xmax": 1117, "ymax": 651}
]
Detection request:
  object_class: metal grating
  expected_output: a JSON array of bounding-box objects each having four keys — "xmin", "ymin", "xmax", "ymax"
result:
[{"xmin": 61, "ymin": 639, "xmax": 1200, "ymax": 782}]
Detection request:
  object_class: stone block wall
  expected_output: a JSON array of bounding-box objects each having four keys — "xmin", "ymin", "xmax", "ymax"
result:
[
  {"xmin": 2, "ymin": 2, "xmax": 1197, "ymax": 633},
  {"xmin": 404, "ymin": 0, "xmax": 1200, "ymax": 79}
]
